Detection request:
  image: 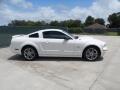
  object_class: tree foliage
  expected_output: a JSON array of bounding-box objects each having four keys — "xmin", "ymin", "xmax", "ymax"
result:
[
  {"xmin": 84, "ymin": 16, "xmax": 95, "ymax": 26},
  {"xmin": 8, "ymin": 19, "xmax": 82, "ymax": 28},
  {"xmin": 95, "ymin": 18, "xmax": 105, "ymax": 25},
  {"xmin": 7, "ymin": 12, "xmax": 120, "ymax": 28},
  {"xmin": 8, "ymin": 20, "xmax": 47, "ymax": 26},
  {"xmin": 60, "ymin": 20, "xmax": 82, "ymax": 28},
  {"xmin": 49, "ymin": 21, "xmax": 60, "ymax": 26},
  {"xmin": 108, "ymin": 12, "xmax": 120, "ymax": 28}
]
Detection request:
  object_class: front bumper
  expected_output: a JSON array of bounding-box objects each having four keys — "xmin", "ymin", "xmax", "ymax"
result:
[
  {"xmin": 103, "ymin": 46, "xmax": 108, "ymax": 51},
  {"xmin": 101, "ymin": 46, "xmax": 108, "ymax": 57}
]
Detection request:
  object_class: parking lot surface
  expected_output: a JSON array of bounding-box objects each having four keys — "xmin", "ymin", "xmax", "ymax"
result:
[{"xmin": 0, "ymin": 35, "xmax": 120, "ymax": 90}]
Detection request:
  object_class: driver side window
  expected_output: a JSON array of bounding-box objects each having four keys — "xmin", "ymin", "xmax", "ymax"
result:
[{"xmin": 43, "ymin": 31, "xmax": 71, "ymax": 39}]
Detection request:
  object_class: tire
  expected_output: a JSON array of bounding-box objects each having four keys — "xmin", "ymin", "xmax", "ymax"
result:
[
  {"xmin": 83, "ymin": 46, "xmax": 101, "ymax": 61},
  {"xmin": 22, "ymin": 46, "xmax": 38, "ymax": 60}
]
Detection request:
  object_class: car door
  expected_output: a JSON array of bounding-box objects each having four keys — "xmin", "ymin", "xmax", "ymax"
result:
[
  {"xmin": 40, "ymin": 31, "xmax": 70, "ymax": 56},
  {"xmin": 62, "ymin": 39, "xmax": 82, "ymax": 57},
  {"xmin": 40, "ymin": 30, "xmax": 81, "ymax": 57}
]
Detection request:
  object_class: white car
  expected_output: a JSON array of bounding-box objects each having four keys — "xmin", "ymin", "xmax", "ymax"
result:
[{"xmin": 10, "ymin": 29, "xmax": 107, "ymax": 61}]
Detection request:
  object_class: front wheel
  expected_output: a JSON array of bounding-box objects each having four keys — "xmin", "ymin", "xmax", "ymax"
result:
[
  {"xmin": 83, "ymin": 46, "xmax": 101, "ymax": 61},
  {"xmin": 22, "ymin": 46, "xmax": 38, "ymax": 60}
]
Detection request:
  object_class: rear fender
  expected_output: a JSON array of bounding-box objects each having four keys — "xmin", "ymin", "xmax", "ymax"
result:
[{"xmin": 20, "ymin": 42, "xmax": 39, "ymax": 55}]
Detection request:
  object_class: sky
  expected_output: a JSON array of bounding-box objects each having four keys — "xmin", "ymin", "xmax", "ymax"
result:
[{"xmin": 0, "ymin": 0, "xmax": 120, "ymax": 25}]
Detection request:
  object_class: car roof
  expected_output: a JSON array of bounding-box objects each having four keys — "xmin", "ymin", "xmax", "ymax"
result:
[
  {"xmin": 37, "ymin": 29, "xmax": 63, "ymax": 32},
  {"xmin": 27, "ymin": 29, "xmax": 64, "ymax": 36}
]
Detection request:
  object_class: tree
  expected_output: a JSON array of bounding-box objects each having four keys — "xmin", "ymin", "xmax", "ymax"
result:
[
  {"xmin": 50, "ymin": 21, "xmax": 60, "ymax": 26},
  {"xmin": 95, "ymin": 18, "xmax": 105, "ymax": 25},
  {"xmin": 8, "ymin": 20, "xmax": 27, "ymax": 26},
  {"xmin": 60, "ymin": 20, "xmax": 82, "ymax": 28},
  {"xmin": 108, "ymin": 12, "xmax": 120, "ymax": 28},
  {"xmin": 26, "ymin": 21, "xmax": 35, "ymax": 26},
  {"xmin": 34, "ymin": 21, "xmax": 47, "ymax": 26},
  {"xmin": 85, "ymin": 16, "xmax": 95, "ymax": 26},
  {"xmin": 8, "ymin": 20, "xmax": 47, "ymax": 26},
  {"xmin": 71, "ymin": 20, "xmax": 82, "ymax": 27},
  {"xmin": 8, "ymin": 19, "xmax": 83, "ymax": 28}
]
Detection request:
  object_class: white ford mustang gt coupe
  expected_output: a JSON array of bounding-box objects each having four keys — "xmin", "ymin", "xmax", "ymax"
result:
[{"xmin": 10, "ymin": 29, "xmax": 107, "ymax": 61}]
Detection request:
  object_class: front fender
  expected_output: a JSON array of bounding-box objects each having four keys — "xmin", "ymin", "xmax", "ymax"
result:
[{"xmin": 81, "ymin": 43, "xmax": 103, "ymax": 57}]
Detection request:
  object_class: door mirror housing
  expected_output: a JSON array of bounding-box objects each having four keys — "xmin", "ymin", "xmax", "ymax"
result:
[{"xmin": 74, "ymin": 36, "xmax": 79, "ymax": 39}]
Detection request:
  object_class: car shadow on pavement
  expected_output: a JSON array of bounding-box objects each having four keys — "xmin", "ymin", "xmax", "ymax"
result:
[{"xmin": 8, "ymin": 54, "xmax": 103, "ymax": 62}]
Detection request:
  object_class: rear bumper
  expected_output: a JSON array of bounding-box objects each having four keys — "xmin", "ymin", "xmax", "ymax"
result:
[{"xmin": 10, "ymin": 45, "xmax": 21, "ymax": 55}]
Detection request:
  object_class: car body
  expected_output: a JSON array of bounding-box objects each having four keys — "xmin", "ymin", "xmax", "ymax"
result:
[{"xmin": 10, "ymin": 29, "xmax": 107, "ymax": 61}]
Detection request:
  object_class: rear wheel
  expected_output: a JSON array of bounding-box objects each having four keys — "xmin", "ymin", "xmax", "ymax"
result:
[
  {"xmin": 83, "ymin": 46, "xmax": 101, "ymax": 61},
  {"xmin": 22, "ymin": 46, "xmax": 38, "ymax": 60}
]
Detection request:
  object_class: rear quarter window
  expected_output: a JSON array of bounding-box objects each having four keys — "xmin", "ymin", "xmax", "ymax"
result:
[{"xmin": 29, "ymin": 33, "xmax": 39, "ymax": 38}]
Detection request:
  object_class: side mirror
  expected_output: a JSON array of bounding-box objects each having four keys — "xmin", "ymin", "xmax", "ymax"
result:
[{"xmin": 74, "ymin": 36, "xmax": 79, "ymax": 39}]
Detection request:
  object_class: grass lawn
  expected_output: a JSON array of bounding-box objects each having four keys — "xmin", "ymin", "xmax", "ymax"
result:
[{"xmin": 105, "ymin": 32, "xmax": 119, "ymax": 36}]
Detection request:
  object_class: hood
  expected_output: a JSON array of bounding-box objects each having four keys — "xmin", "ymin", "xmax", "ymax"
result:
[
  {"xmin": 78, "ymin": 36, "xmax": 94, "ymax": 40},
  {"xmin": 78, "ymin": 36, "xmax": 106, "ymax": 45}
]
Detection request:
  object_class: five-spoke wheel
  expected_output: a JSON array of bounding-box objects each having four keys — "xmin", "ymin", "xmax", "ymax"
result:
[
  {"xmin": 83, "ymin": 46, "xmax": 101, "ymax": 61},
  {"xmin": 22, "ymin": 46, "xmax": 38, "ymax": 60}
]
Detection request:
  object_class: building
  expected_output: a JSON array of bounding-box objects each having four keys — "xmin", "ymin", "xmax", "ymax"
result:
[{"xmin": 84, "ymin": 23, "xmax": 107, "ymax": 33}]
